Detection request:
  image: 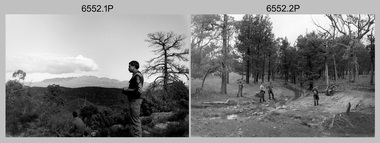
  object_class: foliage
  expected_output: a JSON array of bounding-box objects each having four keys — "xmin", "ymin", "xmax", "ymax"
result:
[
  {"xmin": 317, "ymin": 14, "xmax": 375, "ymax": 82},
  {"xmin": 235, "ymin": 14, "xmax": 275, "ymax": 83},
  {"xmin": 150, "ymin": 121, "xmax": 189, "ymax": 137},
  {"xmin": 296, "ymin": 31, "xmax": 325, "ymax": 89},
  {"xmin": 191, "ymin": 14, "xmax": 224, "ymax": 79},
  {"xmin": 6, "ymin": 71, "xmax": 38, "ymax": 136},
  {"xmin": 6, "ymin": 70, "xmax": 188, "ymax": 137},
  {"xmin": 141, "ymin": 80, "xmax": 189, "ymax": 115},
  {"xmin": 12, "ymin": 69, "xmax": 26, "ymax": 81}
]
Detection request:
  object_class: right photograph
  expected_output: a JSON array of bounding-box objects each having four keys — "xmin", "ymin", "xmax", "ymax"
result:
[{"xmin": 191, "ymin": 14, "xmax": 375, "ymax": 137}]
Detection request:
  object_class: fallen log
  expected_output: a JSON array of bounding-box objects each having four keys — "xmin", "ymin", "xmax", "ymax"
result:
[{"xmin": 329, "ymin": 114, "xmax": 336, "ymax": 129}]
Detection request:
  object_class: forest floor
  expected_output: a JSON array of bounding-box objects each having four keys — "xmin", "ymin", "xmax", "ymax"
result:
[{"xmin": 191, "ymin": 73, "xmax": 375, "ymax": 137}]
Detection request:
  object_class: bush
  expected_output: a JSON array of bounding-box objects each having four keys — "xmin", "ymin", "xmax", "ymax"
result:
[
  {"xmin": 6, "ymin": 80, "xmax": 39, "ymax": 136},
  {"xmin": 168, "ymin": 109, "xmax": 188, "ymax": 122},
  {"xmin": 80, "ymin": 105, "xmax": 99, "ymax": 120},
  {"xmin": 164, "ymin": 121, "xmax": 189, "ymax": 137},
  {"xmin": 141, "ymin": 80, "xmax": 189, "ymax": 115},
  {"xmin": 150, "ymin": 121, "xmax": 189, "ymax": 137}
]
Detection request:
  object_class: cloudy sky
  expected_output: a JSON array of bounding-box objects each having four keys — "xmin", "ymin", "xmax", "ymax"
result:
[{"xmin": 6, "ymin": 15, "xmax": 190, "ymax": 83}]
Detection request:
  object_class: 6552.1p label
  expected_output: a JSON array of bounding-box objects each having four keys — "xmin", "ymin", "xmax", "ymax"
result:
[{"xmin": 81, "ymin": 5, "xmax": 114, "ymax": 12}]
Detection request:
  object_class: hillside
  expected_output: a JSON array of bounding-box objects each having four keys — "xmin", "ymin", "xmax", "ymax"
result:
[
  {"xmin": 28, "ymin": 86, "xmax": 128, "ymax": 110},
  {"xmin": 28, "ymin": 76, "xmax": 150, "ymax": 89}
]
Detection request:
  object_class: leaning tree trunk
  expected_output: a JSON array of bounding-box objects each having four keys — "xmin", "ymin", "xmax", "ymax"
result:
[{"xmin": 201, "ymin": 65, "xmax": 220, "ymax": 89}]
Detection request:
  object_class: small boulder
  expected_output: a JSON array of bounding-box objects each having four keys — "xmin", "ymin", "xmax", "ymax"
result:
[{"xmin": 226, "ymin": 98, "xmax": 239, "ymax": 106}]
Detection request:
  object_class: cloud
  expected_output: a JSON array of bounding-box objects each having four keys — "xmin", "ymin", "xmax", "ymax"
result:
[{"xmin": 6, "ymin": 54, "xmax": 99, "ymax": 74}]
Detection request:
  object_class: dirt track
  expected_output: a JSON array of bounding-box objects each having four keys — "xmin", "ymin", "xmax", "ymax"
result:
[{"xmin": 191, "ymin": 76, "xmax": 375, "ymax": 137}]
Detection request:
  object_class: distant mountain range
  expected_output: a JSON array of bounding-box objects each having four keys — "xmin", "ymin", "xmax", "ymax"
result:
[{"xmin": 28, "ymin": 76, "xmax": 150, "ymax": 88}]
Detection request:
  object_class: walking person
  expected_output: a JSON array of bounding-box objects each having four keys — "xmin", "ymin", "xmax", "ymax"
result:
[{"xmin": 122, "ymin": 60, "xmax": 144, "ymax": 137}]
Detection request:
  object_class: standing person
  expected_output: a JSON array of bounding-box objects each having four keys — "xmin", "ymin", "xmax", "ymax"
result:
[
  {"xmin": 260, "ymin": 82, "xmax": 266, "ymax": 102},
  {"xmin": 312, "ymin": 86, "xmax": 319, "ymax": 106},
  {"xmin": 237, "ymin": 78, "xmax": 244, "ymax": 97},
  {"xmin": 267, "ymin": 82, "xmax": 275, "ymax": 100},
  {"xmin": 68, "ymin": 111, "xmax": 86, "ymax": 137},
  {"xmin": 122, "ymin": 60, "xmax": 144, "ymax": 137}
]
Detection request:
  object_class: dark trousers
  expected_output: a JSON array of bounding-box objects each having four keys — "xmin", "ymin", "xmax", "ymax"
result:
[
  {"xmin": 129, "ymin": 98, "xmax": 142, "ymax": 137},
  {"xmin": 237, "ymin": 86, "xmax": 243, "ymax": 97},
  {"xmin": 268, "ymin": 90, "xmax": 275, "ymax": 100},
  {"xmin": 260, "ymin": 90, "xmax": 266, "ymax": 102},
  {"xmin": 313, "ymin": 94, "xmax": 319, "ymax": 106}
]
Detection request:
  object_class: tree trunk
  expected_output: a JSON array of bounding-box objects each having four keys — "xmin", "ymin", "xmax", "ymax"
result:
[
  {"xmin": 268, "ymin": 54, "xmax": 271, "ymax": 82},
  {"xmin": 371, "ymin": 64, "xmax": 374, "ymax": 85},
  {"xmin": 256, "ymin": 70, "xmax": 259, "ymax": 83},
  {"xmin": 324, "ymin": 41, "xmax": 329, "ymax": 85},
  {"xmin": 221, "ymin": 14, "xmax": 228, "ymax": 94},
  {"xmin": 261, "ymin": 54, "xmax": 265, "ymax": 83},
  {"xmin": 272, "ymin": 63, "xmax": 275, "ymax": 81},
  {"xmin": 333, "ymin": 55, "xmax": 338, "ymax": 81},
  {"xmin": 325, "ymin": 60, "xmax": 329, "ymax": 86},
  {"xmin": 245, "ymin": 49, "xmax": 250, "ymax": 84},
  {"xmin": 227, "ymin": 72, "xmax": 230, "ymax": 84},
  {"xmin": 164, "ymin": 49, "xmax": 168, "ymax": 91},
  {"xmin": 370, "ymin": 40, "xmax": 374, "ymax": 85}
]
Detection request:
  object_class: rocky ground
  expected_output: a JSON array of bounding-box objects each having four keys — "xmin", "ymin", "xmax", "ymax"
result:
[{"xmin": 191, "ymin": 74, "xmax": 375, "ymax": 137}]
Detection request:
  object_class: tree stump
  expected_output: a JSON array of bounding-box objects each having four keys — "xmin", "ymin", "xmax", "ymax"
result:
[{"xmin": 346, "ymin": 102, "xmax": 351, "ymax": 115}]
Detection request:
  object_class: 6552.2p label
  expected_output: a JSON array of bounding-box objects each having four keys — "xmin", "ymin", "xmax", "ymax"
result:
[
  {"xmin": 81, "ymin": 5, "xmax": 114, "ymax": 12},
  {"xmin": 266, "ymin": 5, "xmax": 300, "ymax": 12}
]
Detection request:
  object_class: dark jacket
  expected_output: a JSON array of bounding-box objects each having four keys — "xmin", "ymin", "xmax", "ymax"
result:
[{"xmin": 122, "ymin": 71, "xmax": 144, "ymax": 100}]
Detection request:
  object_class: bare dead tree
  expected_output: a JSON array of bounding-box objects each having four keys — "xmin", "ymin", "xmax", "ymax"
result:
[
  {"xmin": 313, "ymin": 14, "xmax": 375, "ymax": 82},
  {"xmin": 144, "ymin": 31, "xmax": 189, "ymax": 91}
]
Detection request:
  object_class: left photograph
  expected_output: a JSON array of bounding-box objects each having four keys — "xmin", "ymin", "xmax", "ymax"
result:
[{"xmin": 5, "ymin": 15, "xmax": 190, "ymax": 137}]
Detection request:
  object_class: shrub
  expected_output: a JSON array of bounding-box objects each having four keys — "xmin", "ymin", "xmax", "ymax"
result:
[{"xmin": 141, "ymin": 80, "xmax": 189, "ymax": 114}]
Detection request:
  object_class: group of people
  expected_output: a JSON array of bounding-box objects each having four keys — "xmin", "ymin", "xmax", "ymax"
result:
[
  {"xmin": 236, "ymin": 78, "xmax": 275, "ymax": 102},
  {"xmin": 236, "ymin": 78, "xmax": 336, "ymax": 106},
  {"xmin": 67, "ymin": 60, "xmax": 144, "ymax": 137}
]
